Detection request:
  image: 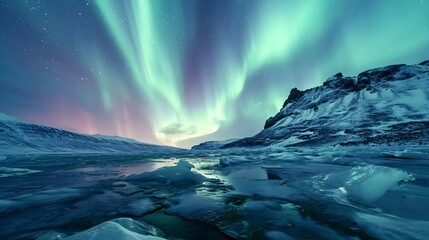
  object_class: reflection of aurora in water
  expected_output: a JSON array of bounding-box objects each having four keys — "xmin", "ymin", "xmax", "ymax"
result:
[{"xmin": 1, "ymin": 1, "xmax": 429, "ymax": 147}]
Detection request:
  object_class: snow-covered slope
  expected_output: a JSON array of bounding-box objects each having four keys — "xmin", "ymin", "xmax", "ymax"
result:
[
  {"xmin": 224, "ymin": 61, "xmax": 429, "ymax": 148},
  {"xmin": 191, "ymin": 139, "xmax": 239, "ymax": 150},
  {"xmin": 0, "ymin": 113, "xmax": 180, "ymax": 154}
]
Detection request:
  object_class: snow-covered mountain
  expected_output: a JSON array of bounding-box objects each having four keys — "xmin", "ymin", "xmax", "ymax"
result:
[
  {"xmin": 191, "ymin": 139, "xmax": 239, "ymax": 150},
  {"xmin": 0, "ymin": 113, "xmax": 180, "ymax": 154},
  {"xmin": 223, "ymin": 61, "xmax": 429, "ymax": 148}
]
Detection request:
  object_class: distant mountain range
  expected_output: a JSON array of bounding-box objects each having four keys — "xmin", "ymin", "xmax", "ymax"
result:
[
  {"xmin": 191, "ymin": 139, "xmax": 238, "ymax": 150},
  {"xmin": 214, "ymin": 60, "xmax": 429, "ymax": 149},
  {"xmin": 0, "ymin": 113, "xmax": 179, "ymax": 154}
]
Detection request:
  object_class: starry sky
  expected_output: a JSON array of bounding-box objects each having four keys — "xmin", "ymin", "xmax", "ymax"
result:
[{"xmin": 1, "ymin": 0, "xmax": 429, "ymax": 148}]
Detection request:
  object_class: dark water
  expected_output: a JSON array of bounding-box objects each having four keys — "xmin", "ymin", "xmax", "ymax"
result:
[{"xmin": 141, "ymin": 211, "xmax": 231, "ymax": 240}]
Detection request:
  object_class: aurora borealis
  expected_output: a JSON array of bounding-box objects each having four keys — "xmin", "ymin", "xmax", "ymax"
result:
[{"xmin": 1, "ymin": 1, "xmax": 429, "ymax": 148}]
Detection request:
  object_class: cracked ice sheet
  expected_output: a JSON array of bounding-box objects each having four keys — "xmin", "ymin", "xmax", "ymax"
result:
[{"xmin": 0, "ymin": 188, "xmax": 84, "ymax": 214}]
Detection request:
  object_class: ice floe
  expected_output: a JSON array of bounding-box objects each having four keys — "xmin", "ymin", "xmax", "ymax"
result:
[
  {"xmin": 63, "ymin": 218, "xmax": 166, "ymax": 240},
  {"xmin": 0, "ymin": 188, "xmax": 83, "ymax": 214},
  {"xmin": 124, "ymin": 160, "xmax": 206, "ymax": 186},
  {"xmin": 125, "ymin": 199, "xmax": 157, "ymax": 216},
  {"xmin": 0, "ymin": 167, "xmax": 40, "ymax": 178},
  {"xmin": 311, "ymin": 164, "xmax": 414, "ymax": 204},
  {"xmin": 166, "ymin": 194, "xmax": 224, "ymax": 220},
  {"xmin": 383, "ymin": 149, "xmax": 429, "ymax": 160}
]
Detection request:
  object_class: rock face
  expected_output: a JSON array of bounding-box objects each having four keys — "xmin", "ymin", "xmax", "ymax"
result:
[
  {"xmin": 0, "ymin": 113, "xmax": 180, "ymax": 154},
  {"xmin": 264, "ymin": 88, "xmax": 304, "ymax": 129},
  {"xmin": 224, "ymin": 62, "xmax": 429, "ymax": 148}
]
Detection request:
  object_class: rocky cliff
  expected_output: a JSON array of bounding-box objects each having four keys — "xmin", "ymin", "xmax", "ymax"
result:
[{"xmin": 223, "ymin": 61, "xmax": 429, "ymax": 148}]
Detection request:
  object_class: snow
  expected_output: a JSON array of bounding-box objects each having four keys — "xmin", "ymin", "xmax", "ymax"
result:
[
  {"xmin": 240, "ymin": 63, "xmax": 429, "ymax": 148},
  {"xmin": 192, "ymin": 138, "xmax": 239, "ymax": 150},
  {"xmin": 93, "ymin": 134, "xmax": 141, "ymax": 144},
  {"xmin": 398, "ymin": 89, "xmax": 427, "ymax": 110},
  {"xmin": 63, "ymin": 218, "xmax": 166, "ymax": 240},
  {"xmin": 0, "ymin": 113, "xmax": 181, "ymax": 154},
  {"xmin": 0, "ymin": 113, "xmax": 23, "ymax": 122},
  {"xmin": 282, "ymin": 136, "xmax": 305, "ymax": 146}
]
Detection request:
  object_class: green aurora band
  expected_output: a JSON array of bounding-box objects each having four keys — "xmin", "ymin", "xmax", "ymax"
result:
[
  {"xmin": 1, "ymin": 0, "xmax": 428, "ymax": 147},
  {"xmin": 94, "ymin": 0, "xmax": 429, "ymax": 146}
]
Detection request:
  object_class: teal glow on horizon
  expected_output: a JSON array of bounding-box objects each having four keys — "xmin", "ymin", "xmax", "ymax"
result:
[{"xmin": 1, "ymin": 0, "xmax": 429, "ymax": 147}]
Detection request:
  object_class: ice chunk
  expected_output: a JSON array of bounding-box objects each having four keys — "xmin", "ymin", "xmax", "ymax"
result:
[
  {"xmin": 230, "ymin": 177, "xmax": 297, "ymax": 200},
  {"xmin": 113, "ymin": 182, "xmax": 143, "ymax": 196},
  {"xmin": 124, "ymin": 160, "xmax": 206, "ymax": 186},
  {"xmin": 282, "ymin": 136, "xmax": 305, "ymax": 146},
  {"xmin": 242, "ymin": 200, "xmax": 281, "ymax": 212},
  {"xmin": 166, "ymin": 194, "xmax": 224, "ymax": 220},
  {"xmin": 222, "ymin": 201, "xmax": 348, "ymax": 240},
  {"xmin": 229, "ymin": 167, "xmax": 267, "ymax": 180},
  {"xmin": 36, "ymin": 231, "xmax": 67, "ymax": 240},
  {"xmin": 64, "ymin": 218, "xmax": 165, "ymax": 240},
  {"xmin": 374, "ymin": 184, "xmax": 429, "ymax": 220},
  {"xmin": 112, "ymin": 181, "xmax": 127, "ymax": 187},
  {"xmin": 312, "ymin": 165, "xmax": 414, "ymax": 203},
  {"xmin": 383, "ymin": 149, "xmax": 429, "ymax": 160},
  {"xmin": 219, "ymin": 155, "xmax": 250, "ymax": 167},
  {"xmin": 265, "ymin": 231, "xmax": 295, "ymax": 240},
  {"xmin": 152, "ymin": 189, "xmax": 176, "ymax": 199},
  {"xmin": 220, "ymin": 221, "xmax": 252, "ymax": 239},
  {"xmin": 0, "ymin": 188, "xmax": 83, "ymax": 213},
  {"xmin": 0, "ymin": 167, "xmax": 40, "ymax": 178},
  {"xmin": 126, "ymin": 199, "xmax": 157, "ymax": 216},
  {"xmin": 261, "ymin": 165, "xmax": 284, "ymax": 169},
  {"xmin": 354, "ymin": 212, "xmax": 429, "ymax": 240}
]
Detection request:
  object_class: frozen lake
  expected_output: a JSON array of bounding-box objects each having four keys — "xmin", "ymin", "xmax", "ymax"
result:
[{"xmin": 1, "ymin": 145, "xmax": 428, "ymax": 239}]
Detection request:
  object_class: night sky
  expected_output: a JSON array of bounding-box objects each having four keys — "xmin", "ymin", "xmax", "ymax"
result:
[{"xmin": 1, "ymin": 0, "xmax": 429, "ymax": 148}]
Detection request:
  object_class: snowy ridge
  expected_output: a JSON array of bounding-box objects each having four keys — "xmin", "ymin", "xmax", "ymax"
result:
[
  {"xmin": 224, "ymin": 61, "xmax": 429, "ymax": 148},
  {"xmin": 0, "ymin": 113, "xmax": 24, "ymax": 123},
  {"xmin": 0, "ymin": 113, "xmax": 180, "ymax": 154},
  {"xmin": 92, "ymin": 134, "xmax": 141, "ymax": 144},
  {"xmin": 191, "ymin": 138, "xmax": 239, "ymax": 150}
]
